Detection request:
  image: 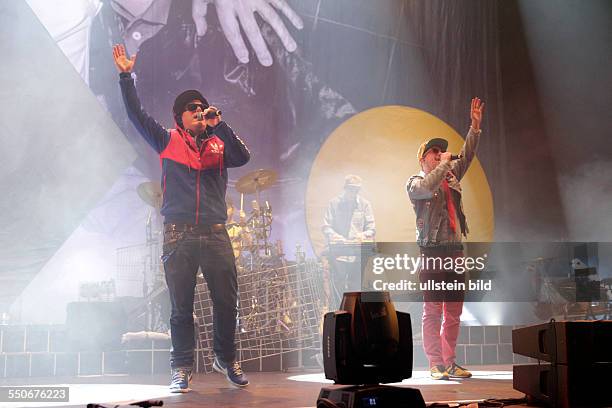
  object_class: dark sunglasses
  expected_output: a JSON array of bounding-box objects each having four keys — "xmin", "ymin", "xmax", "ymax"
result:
[
  {"xmin": 185, "ymin": 103, "xmax": 206, "ymax": 112},
  {"xmin": 428, "ymin": 147, "xmax": 444, "ymax": 154}
]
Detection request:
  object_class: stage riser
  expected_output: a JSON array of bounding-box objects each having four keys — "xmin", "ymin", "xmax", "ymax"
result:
[
  {"xmin": 2, "ymin": 324, "xmax": 532, "ymax": 375},
  {"xmin": 1, "ymin": 325, "xmax": 66, "ymax": 353},
  {"xmin": 412, "ymin": 325, "xmax": 537, "ymax": 368},
  {"xmin": 0, "ymin": 349, "xmax": 323, "ymax": 378},
  {"xmin": 0, "ymin": 352, "xmax": 152, "ymax": 378}
]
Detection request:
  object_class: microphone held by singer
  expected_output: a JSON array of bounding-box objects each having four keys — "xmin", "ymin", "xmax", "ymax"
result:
[{"xmin": 196, "ymin": 108, "xmax": 222, "ymax": 121}]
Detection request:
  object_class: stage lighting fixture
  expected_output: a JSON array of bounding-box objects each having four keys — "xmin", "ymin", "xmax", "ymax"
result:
[{"xmin": 317, "ymin": 291, "xmax": 425, "ymax": 408}]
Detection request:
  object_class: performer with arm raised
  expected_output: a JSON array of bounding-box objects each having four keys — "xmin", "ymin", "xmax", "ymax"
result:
[
  {"xmin": 113, "ymin": 44, "xmax": 250, "ymax": 392},
  {"xmin": 407, "ymin": 98, "xmax": 484, "ymax": 381}
]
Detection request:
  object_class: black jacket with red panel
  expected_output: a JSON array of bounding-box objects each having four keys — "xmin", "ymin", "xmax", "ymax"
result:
[{"xmin": 119, "ymin": 72, "xmax": 250, "ymax": 225}]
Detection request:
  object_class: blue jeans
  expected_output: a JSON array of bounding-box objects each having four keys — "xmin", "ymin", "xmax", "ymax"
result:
[{"xmin": 162, "ymin": 225, "xmax": 238, "ymax": 368}]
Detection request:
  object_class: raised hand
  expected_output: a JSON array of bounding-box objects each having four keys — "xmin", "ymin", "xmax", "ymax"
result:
[
  {"xmin": 112, "ymin": 44, "xmax": 137, "ymax": 73},
  {"xmin": 470, "ymin": 97, "xmax": 485, "ymax": 130},
  {"xmin": 210, "ymin": 0, "xmax": 303, "ymax": 66}
]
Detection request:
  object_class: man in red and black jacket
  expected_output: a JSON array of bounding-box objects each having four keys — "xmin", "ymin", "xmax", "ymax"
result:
[{"xmin": 113, "ymin": 45, "xmax": 250, "ymax": 392}]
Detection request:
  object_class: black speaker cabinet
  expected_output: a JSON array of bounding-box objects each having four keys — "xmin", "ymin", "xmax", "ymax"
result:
[
  {"xmin": 513, "ymin": 320, "xmax": 612, "ymax": 407},
  {"xmin": 513, "ymin": 362, "xmax": 612, "ymax": 407},
  {"xmin": 512, "ymin": 320, "xmax": 612, "ymax": 365}
]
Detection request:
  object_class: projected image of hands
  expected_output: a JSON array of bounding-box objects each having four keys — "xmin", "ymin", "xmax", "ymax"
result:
[{"xmin": 192, "ymin": 0, "xmax": 304, "ymax": 66}]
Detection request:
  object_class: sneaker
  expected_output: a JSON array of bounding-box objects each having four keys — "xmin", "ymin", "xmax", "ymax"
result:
[
  {"xmin": 447, "ymin": 362, "xmax": 472, "ymax": 378},
  {"xmin": 430, "ymin": 365, "xmax": 449, "ymax": 380},
  {"xmin": 213, "ymin": 357, "xmax": 249, "ymax": 387},
  {"xmin": 169, "ymin": 367, "xmax": 193, "ymax": 393}
]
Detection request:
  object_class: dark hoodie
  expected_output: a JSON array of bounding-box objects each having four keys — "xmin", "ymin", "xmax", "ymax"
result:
[{"xmin": 119, "ymin": 72, "xmax": 250, "ymax": 224}]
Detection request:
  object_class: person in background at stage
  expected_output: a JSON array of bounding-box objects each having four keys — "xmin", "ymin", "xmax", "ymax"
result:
[
  {"xmin": 406, "ymin": 97, "xmax": 484, "ymax": 380},
  {"xmin": 322, "ymin": 175, "xmax": 376, "ymax": 307},
  {"xmin": 113, "ymin": 44, "xmax": 250, "ymax": 392}
]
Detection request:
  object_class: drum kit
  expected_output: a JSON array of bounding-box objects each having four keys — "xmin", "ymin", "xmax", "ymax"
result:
[{"xmin": 229, "ymin": 169, "xmax": 279, "ymax": 266}]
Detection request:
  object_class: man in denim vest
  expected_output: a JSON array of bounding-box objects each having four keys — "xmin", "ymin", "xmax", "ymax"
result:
[{"xmin": 406, "ymin": 98, "xmax": 484, "ymax": 380}]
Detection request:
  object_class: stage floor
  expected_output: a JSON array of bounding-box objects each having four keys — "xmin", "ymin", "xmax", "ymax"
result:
[{"xmin": 0, "ymin": 366, "xmax": 527, "ymax": 407}]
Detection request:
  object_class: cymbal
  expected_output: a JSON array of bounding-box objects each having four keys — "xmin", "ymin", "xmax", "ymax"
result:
[
  {"xmin": 235, "ymin": 169, "xmax": 278, "ymax": 194},
  {"xmin": 137, "ymin": 181, "xmax": 163, "ymax": 208}
]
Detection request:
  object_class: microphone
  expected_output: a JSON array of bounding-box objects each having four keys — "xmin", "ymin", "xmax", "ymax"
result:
[
  {"xmin": 450, "ymin": 154, "xmax": 462, "ymax": 160},
  {"xmin": 196, "ymin": 109, "xmax": 222, "ymax": 121}
]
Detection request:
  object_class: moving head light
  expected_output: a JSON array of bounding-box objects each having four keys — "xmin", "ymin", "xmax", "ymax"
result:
[{"xmin": 317, "ymin": 291, "xmax": 425, "ymax": 408}]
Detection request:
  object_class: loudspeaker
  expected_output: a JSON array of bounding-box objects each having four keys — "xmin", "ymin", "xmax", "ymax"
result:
[
  {"xmin": 66, "ymin": 302, "xmax": 127, "ymax": 351},
  {"xmin": 512, "ymin": 320, "xmax": 612, "ymax": 364},
  {"xmin": 513, "ymin": 320, "xmax": 612, "ymax": 407},
  {"xmin": 513, "ymin": 363, "xmax": 612, "ymax": 407}
]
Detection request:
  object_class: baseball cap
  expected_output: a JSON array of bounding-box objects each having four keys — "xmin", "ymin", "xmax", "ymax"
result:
[
  {"xmin": 416, "ymin": 138, "xmax": 448, "ymax": 160},
  {"xmin": 344, "ymin": 174, "xmax": 362, "ymax": 188}
]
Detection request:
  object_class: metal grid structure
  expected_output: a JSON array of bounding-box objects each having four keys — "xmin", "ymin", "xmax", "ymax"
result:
[
  {"xmin": 194, "ymin": 258, "xmax": 323, "ymax": 373},
  {"xmin": 116, "ymin": 240, "xmax": 164, "ymax": 298},
  {"xmin": 116, "ymin": 239, "xmax": 169, "ymax": 332}
]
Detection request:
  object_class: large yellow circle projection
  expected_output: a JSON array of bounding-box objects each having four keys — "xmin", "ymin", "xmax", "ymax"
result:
[{"xmin": 306, "ymin": 106, "xmax": 494, "ymax": 255}]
